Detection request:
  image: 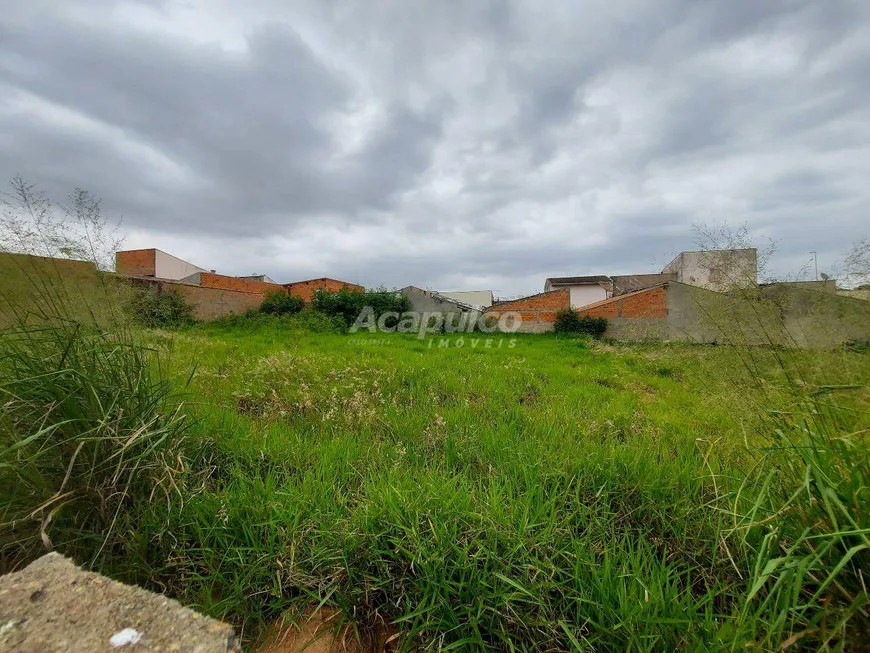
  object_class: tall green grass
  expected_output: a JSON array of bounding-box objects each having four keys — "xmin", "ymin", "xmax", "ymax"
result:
[
  {"xmin": 1, "ymin": 287, "xmax": 868, "ymax": 650},
  {"xmin": 105, "ymin": 320, "xmax": 867, "ymax": 651},
  {"xmin": 0, "ymin": 253, "xmax": 191, "ymax": 573},
  {"xmin": 0, "ymin": 320, "xmax": 190, "ymax": 572},
  {"xmin": 726, "ymin": 397, "xmax": 870, "ymax": 648}
]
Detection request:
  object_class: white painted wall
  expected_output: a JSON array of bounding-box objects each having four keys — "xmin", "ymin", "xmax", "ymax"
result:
[
  {"xmin": 154, "ymin": 249, "xmax": 206, "ymax": 280},
  {"xmin": 439, "ymin": 290, "xmax": 493, "ymax": 308},
  {"xmin": 568, "ymin": 285, "xmax": 608, "ymax": 308}
]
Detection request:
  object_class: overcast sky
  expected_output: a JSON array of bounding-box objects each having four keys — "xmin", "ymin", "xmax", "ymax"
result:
[{"xmin": 2, "ymin": 0, "xmax": 868, "ymax": 296}]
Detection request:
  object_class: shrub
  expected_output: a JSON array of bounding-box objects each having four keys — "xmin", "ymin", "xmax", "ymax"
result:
[
  {"xmin": 312, "ymin": 287, "xmax": 410, "ymax": 327},
  {"xmin": 554, "ymin": 310, "xmax": 607, "ymax": 337},
  {"xmin": 578, "ymin": 316, "xmax": 608, "ymax": 338},
  {"xmin": 260, "ymin": 290, "xmax": 304, "ymax": 316},
  {"xmin": 127, "ymin": 286, "xmax": 193, "ymax": 328},
  {"xmin": 553, "ymin": 309, "xmax": 581, "ymax": 333}
]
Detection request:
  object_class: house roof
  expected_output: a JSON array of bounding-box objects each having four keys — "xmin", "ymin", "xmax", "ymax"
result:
[{"xmin": 546, "ymin": 275, "xmax": 612, "ymax": 286}]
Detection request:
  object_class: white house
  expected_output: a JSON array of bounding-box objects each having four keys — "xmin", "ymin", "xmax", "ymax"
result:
[{"xmin": 544, "ymin": 276, "xmax": 612, "ymax": 308}]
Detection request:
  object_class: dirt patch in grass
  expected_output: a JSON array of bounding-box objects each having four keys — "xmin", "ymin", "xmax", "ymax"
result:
[{"xmin": 256, "ymin": 608, "xmax": 405, "ymax": 653}]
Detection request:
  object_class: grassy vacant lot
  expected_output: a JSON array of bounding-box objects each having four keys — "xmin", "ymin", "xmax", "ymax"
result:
[{"xmin": 2, "ymin": 308, "xmax": 869, "ymax": 651}]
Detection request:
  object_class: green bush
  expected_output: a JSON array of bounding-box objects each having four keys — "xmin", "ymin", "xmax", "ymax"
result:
[
  {"xmin": 578, "ymin": 316, "xmax": 608, "ymax": 338},
  {"xmin": 127, "ymin": 286, "xmax": 193, "ymax": 328},
  {"xmin": 260, "ymin": 290, "xmax": 304, "ymax": 315},
  {"xmin": 312, "ymin": 286, "xmax": 410, "ymax": 327},
  {"xmin": 554, "ymin": 310, "xmax": 607, "ymax": 337},
  {"xmin": 553, "ymin": 309, "xmax": 581, "ymax": 333}
]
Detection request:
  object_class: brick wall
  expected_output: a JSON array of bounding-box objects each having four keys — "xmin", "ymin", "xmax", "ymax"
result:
[
  {"xmin": 133, "ymin": 278, "xmax": 265, "ymax": 320},
  {"xmin": 484, "ymin": 288, "xmax": 569, "ymax": 332},
  {"xmin": 572, "ymin": 285, "xmax": 669, "ymax": 341},
  {"xmin": 115, "ymin": 249, "xmax": 156, "ymax": 276},
  {"xmin": 197, "ymin": 272, "xmax": 286, "ymax": 295},
  {"xmin": 619, "ymin": 286, "xmax": 668, "ymax": 317},
  {"xmin": 285, "ymin": 278, "xmax": 364, "ymax": 304},
  {"xmin": 576, "ymin": 285, "xmax": 667, "ymax": 319},
  {"xmin": 577, "ymin": 300, "xmax": 619, "ymax": 319}
]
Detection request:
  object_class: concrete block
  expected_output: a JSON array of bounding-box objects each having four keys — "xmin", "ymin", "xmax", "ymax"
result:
[{"xmin": 0, "ymin": 553, "xmax": 240, "ymax": 652}]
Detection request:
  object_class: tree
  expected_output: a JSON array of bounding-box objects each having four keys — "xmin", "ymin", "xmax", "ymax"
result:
[{"xmin": 0, "ymin": 175, "xmax": 124, "ymax": 270}]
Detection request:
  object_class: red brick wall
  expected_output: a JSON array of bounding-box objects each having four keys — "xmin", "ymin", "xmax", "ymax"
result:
[
  {"xmin": 620, "ymin": 286, "xmax": 667, "ymax": 317},
  {"xmin": 116, "ymin": 249, "xmax": 156, "ymax": 276},
  {"xmin": 197, "ymin": 272, "xmax": 285, "ymax": 295},
  {"xmin": 484, "ymin": 288, "xmax": 569, "ymax": 332},
  {"xmin": 576, "ymin": 286, "xmax": 668, "ymax": 319},
  {"xmin": 488, "ymin": 288, "xmax": 570, "ymax": 314},
  {"xmin": 285, "ymin": 278, "xmax": 364, "ymax": 303},
  {"xmin": 578, "ymin": 301, "xmax": 619, "ymax": 319}
]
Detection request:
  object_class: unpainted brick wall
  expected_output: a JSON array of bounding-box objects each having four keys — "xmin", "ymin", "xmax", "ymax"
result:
[
  {"xmin": 115, "ymin": 249, "xmax": 156, "ymax": 276},
  {"xmin": 577, "ymin": 301, "xmax": 619, "ymax": 319},
  {"xmin": 619, "ymin": 286, "xmax": 668, "ymax": 317},
  {"xmin": 576, "ymin": 286, "xmax": 668, "ymax": 319},
  {"xmin": 285, "ymin": 278, "xmax": 364, "ymax": 304},
  {"xmin": 134, "ymin": 278, "xmax": 265, "ymax": 320},
  {"xmin": 197, "ymin": 272, "xmax": 286, "ymax": 296},
  {"xmin": 484, "ymin": 288, "xmax": 569, "ymax": 332}
]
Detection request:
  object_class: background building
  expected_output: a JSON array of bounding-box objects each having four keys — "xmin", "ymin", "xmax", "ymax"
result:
[
  {"xmin": 438, "ymin": 290, "xmax": 493, "ymax": 309},
  {"xmin": 661, "ymin": 248, "xmax": 757, "ymax": 291},
  {"xmin": 115, "ymin": 248, "xmax": 206, "ymax": 280},
  {"xmin": 543, "ymin": 276, "xmax": 611, "ymax": 308}
]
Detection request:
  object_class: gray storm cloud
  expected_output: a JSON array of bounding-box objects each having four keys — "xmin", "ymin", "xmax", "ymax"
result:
[{"xmin": 1, "ymin": 0, "xmax": 868, "ymax": 295}]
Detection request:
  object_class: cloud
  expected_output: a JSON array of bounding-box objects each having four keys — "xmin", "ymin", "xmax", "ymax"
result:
[{"xmin": 1, "ymin": 0, "xmax": 869, "ymax": 293}]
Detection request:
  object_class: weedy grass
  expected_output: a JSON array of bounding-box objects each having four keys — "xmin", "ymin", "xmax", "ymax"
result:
[
  {"xmin": 2, "ymin": 307, "xmax": 869, "ymax": 651},
  {"xmin": 0, "ymin": 320, "xmax": 190, "ymax": 571}
]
